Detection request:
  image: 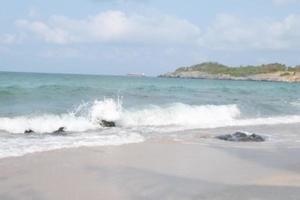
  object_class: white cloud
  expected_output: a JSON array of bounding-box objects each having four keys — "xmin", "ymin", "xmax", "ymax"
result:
[
  {"xmin": 16, "ymin": 20, "xmax": 71, "ymax": 44},
  {"xmin": 199, "ymin": 14, "xmax": 300, "ymax": 50},
  {"xmin": 16, "ymin": 10, "xmax": 201, "ymax": 45},
  {"xmin": 15, "ymin": 11, "xmax": 300, "ymax": 51}
]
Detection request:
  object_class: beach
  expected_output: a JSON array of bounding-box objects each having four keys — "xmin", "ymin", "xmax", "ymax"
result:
[
  {"xmin": 0, "ymin": 73, "xmax": 300, "ymax": 199},
  {"xmin": 2, "ymin": 0, "xmax": 300, "ymax": 199},
  {"xmin": 1, "ymin": 123, "xmax": 300, "ymax": 200}
]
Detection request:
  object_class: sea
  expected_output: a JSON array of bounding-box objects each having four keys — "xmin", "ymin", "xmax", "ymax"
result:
[{"xmin": 1, "ymin": 71, "xmax": 300, "ymax": 158}]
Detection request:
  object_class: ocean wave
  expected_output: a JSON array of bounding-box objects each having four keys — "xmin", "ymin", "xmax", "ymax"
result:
[
  {"xmin": 120, "ymin": 103, "xmax": 240, "ymax": 128},
  {"xmin": 1, "ymin": 98, "xmax": 300, "ymax": 134},
  {"xmin": 0, "ymin": 85, "xmax": 27, "ymax": 97},
  {"xmin": 0, "ymin": 84, "xmax": 96, "ymax": 99}
]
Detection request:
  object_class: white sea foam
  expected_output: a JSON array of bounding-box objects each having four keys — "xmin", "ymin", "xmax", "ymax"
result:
[
  {"xmin": 120, "ymin": 103, "xmax": 240, "ymax": 128},
  {"xmin": 0, "ymin": 98, "xmax": 123, "ymax": 134},
  {"xmin": 0, "ymin": 115, "xmax": 96, "ymax": 134},
  {"xmin": 0, "ymin": 131, "xmax": 144, "ymax": 158},
  {"xmin": 119, "ymin": 103, "xmax": 300, "ymax": 130},
  {"xmin": 1, "ymin": 98, "xmax": 300, "ymax": 134},
  {"xmin": 1, "ymin": 98, "xmax": 300, "ymax": 158}
]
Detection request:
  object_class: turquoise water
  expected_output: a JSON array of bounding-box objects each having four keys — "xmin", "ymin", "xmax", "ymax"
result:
[
  {"xmin": 0, "ymin": 71, "xmax": 300, "ymax": 158},
  {"xmin": 0, "ymin": 71, "xmax": 299, "ymax": 117}
]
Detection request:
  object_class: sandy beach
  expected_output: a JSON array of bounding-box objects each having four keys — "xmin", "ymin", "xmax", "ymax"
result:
[
  {"xmin": 1, "ymin": 73, "xmax": 300, "ymax": 200},
  {"xmin": 1, "ymin": 127, "xmax": 300, "ymax": 200},
  {"xmin": 2, "ymin": 0, "xmax": 300, "ymax": 199}
]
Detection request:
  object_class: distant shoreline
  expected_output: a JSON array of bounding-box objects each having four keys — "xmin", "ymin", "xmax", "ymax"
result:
[
  {"xmin": 160, "ymin": 62, "xmax": 300, "ymax": 83},
  {"xmin": 159, "ymin": 74, "xmax": 300, "ymax": 83}
]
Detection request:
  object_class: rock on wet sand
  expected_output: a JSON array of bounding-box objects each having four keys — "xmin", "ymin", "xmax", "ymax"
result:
[{"xmin": 216, "ymin": 131, "xmax": 265, "ymax": 142}]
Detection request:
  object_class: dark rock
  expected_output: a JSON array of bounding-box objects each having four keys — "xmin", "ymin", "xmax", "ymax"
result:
[
  {"xmin": 100, "ymin": 120, "xmax": 116, "ymax": 127},
  {"xmin": 216, "ymin": 131, "xmax": 265, "ymax": 142},
  {"xmin": 52, "ymin": 127, "xmax": 66, "ymax": 135},
  {"xmin": 24, "ymin": 129, "xmax": 34, "ymax": 134},
  {"xmin": 248, "ymin": 134, "xmax": 265, "ymax": 142}
]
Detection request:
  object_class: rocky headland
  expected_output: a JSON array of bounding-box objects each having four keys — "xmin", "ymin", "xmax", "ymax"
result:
[{"xmin": 160, "ymin": 62, "xmax": 300, "ymax": 83}]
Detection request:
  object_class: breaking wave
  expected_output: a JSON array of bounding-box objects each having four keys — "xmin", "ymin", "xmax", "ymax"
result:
[{"xmin": 1, "ymin": 98, "xmax": 300, "ymax": 134}]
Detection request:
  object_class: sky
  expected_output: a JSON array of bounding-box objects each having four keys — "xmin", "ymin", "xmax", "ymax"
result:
[{"xmin": 0, "ymin": 0, "xmax": 300, "ymax": 75}]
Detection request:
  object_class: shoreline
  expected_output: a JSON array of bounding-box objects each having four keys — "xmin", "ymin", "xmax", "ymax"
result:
[
  {"xmin": 1, "ymin": 122, "xmax": 300, "ymax": 160},
  {"xmin": 159, "ymin": 62, "xmax": 300, "ymax": 83},
  {"xmin": 159, "ymin": 75, "xmax": 300, "ymax": 83},
  {"xmin": 1, "ymin": 127, "xmax": 300, "ymax": 199}
]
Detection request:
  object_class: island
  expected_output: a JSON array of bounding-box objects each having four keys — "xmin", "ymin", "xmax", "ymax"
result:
[{"xmin": 159, "ymin": 62, "xmax": 300, "ymax": 82}]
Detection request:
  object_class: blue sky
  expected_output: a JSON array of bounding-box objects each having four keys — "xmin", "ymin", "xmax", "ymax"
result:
[{"xmin": 1, "ymin": 0, "xmax": 300, "ymax": 75}]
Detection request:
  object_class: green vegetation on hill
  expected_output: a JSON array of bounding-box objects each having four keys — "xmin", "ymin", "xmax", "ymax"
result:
[
  {"xmin": 292, "ymin": 65, "xmax": 300, "ymax": 72},
  {"xmin": 174, "ymin": 62, "xmax": 299, "ymax": 77}
]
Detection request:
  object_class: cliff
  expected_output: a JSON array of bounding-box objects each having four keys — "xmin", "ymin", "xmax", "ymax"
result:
[{"xmin": 159, "ymin": 62, "xmax": 300, "ymax": 83}]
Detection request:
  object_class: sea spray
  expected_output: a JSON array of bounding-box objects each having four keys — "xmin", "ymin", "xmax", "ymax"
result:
[
  {"xmin": 1, "ymin": 98, "xmax": 300, "ymax": 134},
  {"xmin": 89, "ymin": 97, "xmax": 123, "ymax": 123}
]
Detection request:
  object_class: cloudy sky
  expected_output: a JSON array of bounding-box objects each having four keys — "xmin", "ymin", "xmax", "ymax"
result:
[{"xmin": 1, "ymin": 0, "xmax": 300, "ymax": 75}]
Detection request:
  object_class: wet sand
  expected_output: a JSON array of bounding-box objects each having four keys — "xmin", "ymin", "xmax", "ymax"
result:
[{"xmin": 0, "ymin": 139, "xmax": 300, "ymax": 200}]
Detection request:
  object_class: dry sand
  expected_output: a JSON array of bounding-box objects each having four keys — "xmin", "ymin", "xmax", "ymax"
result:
[{"xmin": 0, "ymin": 140, "xmax": 300, "ymax": 200}]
